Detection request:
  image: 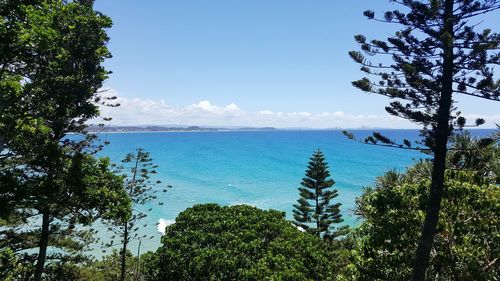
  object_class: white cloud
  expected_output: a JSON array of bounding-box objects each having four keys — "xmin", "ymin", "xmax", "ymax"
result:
[
  {"xmin": 189, "ymin": 100, "xmax": 241, "ymax": 115},
  {"xmin": 258, "ymin": 110, "xmax": 274, "ymax": 115},
  {"xmin": 96, "ymin": 89, "xmax": 500, "ymax": 129}
]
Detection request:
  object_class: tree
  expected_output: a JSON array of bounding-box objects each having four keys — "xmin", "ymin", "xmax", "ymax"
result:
[
  {"xmin": 151, "ymin": 204, "xmax": 340, "ymax": 281},
  {"xmin": 0, "ymin": 248, "xmax": 18, "ymax": 281},
  {"xmin": 351, "ymin": 162, "xmax": 499, "ymax": 280},
  {"xmin": 293, "ymin": 150, "xmax": 346, "ymax": 239},
  {"xmin": 42, "ymin": 250, "xmax": 143, "ymax": 281},
  {"xmin": 348, "ymin": 1, "xmax": 499, "ymax": 279},
  {"xmin": 0, "ymin": 1, "xmax": 130, "ymax": 280},
  {"xmin": 447, "ymin": 130, "xmax": 499, "ymax": 183},
  {"xmin": 106, "ymin": 148, "xmax": 169, "ymax": 281},
  {"xmin": 0, "ymin": 154, "xmax": 130, "ymax": 280}
]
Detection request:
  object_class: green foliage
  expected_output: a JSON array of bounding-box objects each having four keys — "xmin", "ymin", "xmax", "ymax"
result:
[
  {"xmin": 0, "ymin": 153, "xmax": 130, "ymax": 260},
  {"xmin": 149, "ymin": 204, "xmax": 339, "ymax": 281},
  {"xmin": 0, "ymin": 248, "xmax": 18, "ymax": 281},
  {"xmin": 350, "ymin": 1, "xmax": 500, "ymax": 115},
  {"xmin": 139, "ymin": 251, "xmax": 160, "ymax": 280},
  {"xmin": 351, "ymin": 166, "xmax": 499, "ymax": 281},
  {"xmin": 350, "ymin": 2, "xmax": 500, "ymax": 278},
  {"xmin": 448, "ymin": 131, "xmax": 499, "ymax": 184},
  {"xmin": 0, "ymin": 247, "xmax": 34, "ymax": 281},
  {"xmin": 0, "ymin": 0, "xmax": 130, "ymax": 279},
  {"xmin": 293, "ymin": 150, "xmax": 347, "ymax": 239},
  {"xmin": 107, "ymin": 149, "xmax": 167, "ymax": 245},
  {"xmin": 105, "ymin": 148, "xmax": 169, "ymax": 281},
  {"xmin": 43, "ymin": 250, "xmax": 143, "ymax": 281}
]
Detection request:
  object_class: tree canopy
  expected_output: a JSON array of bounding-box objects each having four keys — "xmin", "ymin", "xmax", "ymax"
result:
[
  {"xmin": 0, "ymin": 1, "xmax": 130, "ymax": 280},
  {"xmin": 293, "ymin": 150, "xmax": 346, "ymax": 239},
  {"xmin": 349, "ymin": 161, "xmax": 499, "ymax": 280},
  {"xmin": 149, "ymin": 204, "xmax": 341, "ymax": 281}
]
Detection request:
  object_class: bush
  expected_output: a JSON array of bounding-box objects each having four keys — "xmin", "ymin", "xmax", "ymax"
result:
[
  {"xmin": 352, "ymin": 166, "xmax": 499, "ymax": 281},
  {"xmin": 148, "ymin": 204, "xmax": 340, "ymax": 281}
]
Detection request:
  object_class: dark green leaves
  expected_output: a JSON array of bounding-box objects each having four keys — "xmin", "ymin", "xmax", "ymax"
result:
[
  {"xmin": 353, "ymin": 165, "xmax": 500, "ymax": 280},
  {"xmin": 348, "ymin": 50, "xmax": 365, "ymax": 64},
  {"xmin": 0, "ymin": 0, "xmax": 130, "ymax": 276},
  {"xmin": 352, "ymin": 77, "xmax": 373, "ymax": 92},
  {"xmin": 293, "ymin": 150, "xmax": 346, "ymax": 239},
  {"xmin": 151, "ymin": 204, "xmax": 338, "ymax": 281},
  {"xmin": 350, "ymin": 0, "xmax": 500, "ymax": 152},
  {"xmin": 363, "ymin": 10, "xmax": 375, "ymax": 19}
]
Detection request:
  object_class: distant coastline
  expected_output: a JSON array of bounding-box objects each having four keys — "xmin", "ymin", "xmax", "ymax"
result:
[
  {"xmin": 87, "ymin": 125, "xmax": 495, "ymax": 133},
  {"xmin": 87, "ymin": 125, "xmax": 278, "ymax": 133}
]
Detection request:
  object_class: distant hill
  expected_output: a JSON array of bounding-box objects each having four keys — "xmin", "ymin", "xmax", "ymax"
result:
[{"xmin": 87, "ymin": 125, "xmax": 277, "ymax": 132}]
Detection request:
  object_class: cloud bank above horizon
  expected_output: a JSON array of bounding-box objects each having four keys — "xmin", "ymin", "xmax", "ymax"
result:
[{"xmin": 97, "ymin": 90, "xmax": 500, "ymax": 129}]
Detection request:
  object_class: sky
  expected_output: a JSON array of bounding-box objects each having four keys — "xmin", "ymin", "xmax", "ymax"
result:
[{"xmin": 93, "ymin": 0, "xmax": 500, "ymax": 128}]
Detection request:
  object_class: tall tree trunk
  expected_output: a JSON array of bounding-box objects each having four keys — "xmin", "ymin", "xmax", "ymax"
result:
[
  {"xmin": 34, "ymin": 212, "xmax": 50, "ymax": 281},
  {"xmin": 120, "ymin": 222, "xmax": 129, "ymax": 281},
  {"xmin": 411, "ymin": 1, "xmax": 454, "ymax": 280},
  {"xmin": 0, "ymin": 136, "xmax": 5, "ymax": 152},
  {"xmin": 135, "ymin": 240, "xmax": 142, "ymax": 281},
  {"xmin": 315, "ymin": 183, "xmax": 320, "ymax": 236}
]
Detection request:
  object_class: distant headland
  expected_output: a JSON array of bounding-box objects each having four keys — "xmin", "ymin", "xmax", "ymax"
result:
[{"xmin": 87, "ymin": 125, "xmax": 278, "ymax": 133}]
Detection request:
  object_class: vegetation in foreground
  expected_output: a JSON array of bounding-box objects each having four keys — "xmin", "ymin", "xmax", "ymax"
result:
[
  {"xmin": 150, "ymin": 204, "xmax": 344, "ymax": 281},
  {"xmin": 2, "ymin": 132, "xmax": 498, "ymax": 281},
  {"xmin": 1, "ymin": 0, "xmax": 499, "ymax": 280},
  {"xmin": 348, "ymin": 0, "xmax": 499, "ymax": 278},
  {"xmin": 293, "ymin": 150, "xmax": 348, "ymax": 240}
]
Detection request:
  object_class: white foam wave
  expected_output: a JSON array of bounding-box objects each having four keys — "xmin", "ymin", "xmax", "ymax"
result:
[
  {"xmin": 290, "ymin": 221, "xmax": 306, "ymax": 232},
  {"xmin": 296, "ymin": 225, "xmax": 306, "ymax": 232},
  {"xmin": 229, "ymin": 201, "xmax": 257, "ymax": 207},
  {"xmin": 157, "ymin": 218, "xmax": 175, "ymax": 234}
]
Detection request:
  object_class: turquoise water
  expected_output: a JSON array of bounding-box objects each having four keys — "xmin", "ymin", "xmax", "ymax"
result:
[
  {"xmin": 93, "ymin": 129, "xmax": 490, "ymax": 254},
  {"xmin": 94, "ymin": 129, "xmax": 425, "ymax": 253}
]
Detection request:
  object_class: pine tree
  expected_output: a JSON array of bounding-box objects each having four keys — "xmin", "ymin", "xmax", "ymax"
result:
[
  {"xmin": 293, "ymin": 150, "xmax": 344, "ymax": 239},
  {"xmin": 105, "ymin": 148, "xmax": 170, "ymax": 281},
  {"xmin": 348, "ymin": 1, "xmax": 499, "ymax": 279}
]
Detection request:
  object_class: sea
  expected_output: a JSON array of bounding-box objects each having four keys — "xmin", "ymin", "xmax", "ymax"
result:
[{"xmin": 91, "ymin": 129, "xmax": 493, "ymax": 256}]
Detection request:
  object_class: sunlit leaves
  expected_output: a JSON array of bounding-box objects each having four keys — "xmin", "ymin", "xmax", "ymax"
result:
[
  {"xmin": 353, "ymin": 165, "xmax": 500, "ymax": 280},
  {"xmin": 0, "ymin": 0, "xmax": 129, "ymax": 275},
  {"xmin": 150, "ymin": 204, "xmax": 339, "ymax": 280}
]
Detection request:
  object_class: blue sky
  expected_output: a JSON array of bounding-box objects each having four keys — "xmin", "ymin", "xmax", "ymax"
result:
[{"xmin": 94, "ymin": 0, "xmax": 499, "ymax": 128}]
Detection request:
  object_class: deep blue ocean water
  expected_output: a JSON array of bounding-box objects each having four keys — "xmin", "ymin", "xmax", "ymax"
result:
[{"xmin": 92, "ymin": 129, "xmax": 493, "ymax": 254}]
